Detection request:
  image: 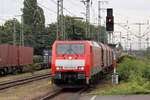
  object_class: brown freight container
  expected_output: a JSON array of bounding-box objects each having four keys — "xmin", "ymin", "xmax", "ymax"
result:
[
  {"xmin": 0, "ymin": 45, "xmax": 9, "ymax": 68},
  {"xmin": 98, "ymin": 43, "xmax": 107, "ymax": 67},
  {"xmin": 0, "ymin": 44, "xmax": 33, "ymax": 68},
  {"xmin": 18, "ymin": 46, "xmax": 33, "ymax": 65},
  {"xmin": 104, "ymin": 45, "xmax": 110, "ymax": 67},
  {"xmin": 105, "ymin": 46, "xmax": 112, "ymax": 67},
  {"xmin": 0, "ymin": 44, "xmax": 18, "ymax": 68},
  {"xmin": 8, "ymin": 45, "xmax": 18, "ymax": 67}
]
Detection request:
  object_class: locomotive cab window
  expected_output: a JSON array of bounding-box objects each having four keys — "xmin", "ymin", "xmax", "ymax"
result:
[{"xmin": 56, "ymin": 44, "xmax": 85, "ymax": 55}]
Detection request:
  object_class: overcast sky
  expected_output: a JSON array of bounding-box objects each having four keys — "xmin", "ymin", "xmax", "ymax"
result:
[{"xmin": 0, "ymin": 0, "xmax": 150, "ymax": 50}]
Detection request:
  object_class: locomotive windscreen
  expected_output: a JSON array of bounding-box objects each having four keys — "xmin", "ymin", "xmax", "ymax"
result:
[{"xmin": 56, "ymin": 44, "xmax": 85, "ymax": 55}]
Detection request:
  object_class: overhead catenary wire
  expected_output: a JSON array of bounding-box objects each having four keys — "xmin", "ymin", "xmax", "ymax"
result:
[
  {"xmin": 67, "ymin": 0, "xmax": 84, "ymax": 16},
  {"xmin": 48, "ymin": 0, "xmax": 77, "ymax": 17},
  {"xmin": 115, "ymin": 22, "xmax": 150, "ymax": 50},
  {"xmin": 38, "ymin": 3, "xmax": 57, "ymax": 14},
  {"xmin": 0, "ymin": 17, "xmax": 8, "ymax": 21},
  {"xmin": 69, "ymin": 0, "xmax": 80, "ymax": 7}
]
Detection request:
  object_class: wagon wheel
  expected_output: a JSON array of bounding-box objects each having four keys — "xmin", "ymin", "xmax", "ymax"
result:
[
  {"xmin": 0, "ymin": 69, "xmax": 5, "ymax": 76},
  {"xmin": 18, "ymin": 67, "xmax": 23, "ymax": 73}
]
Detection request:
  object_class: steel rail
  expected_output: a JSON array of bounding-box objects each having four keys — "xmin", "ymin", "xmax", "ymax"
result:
[
  {"xmin": 40, "ymin": 88, "xmax": 64, "ymax": 100},
  {"xmin": 0, "ymin": 73, "xmax": 51, "ymax": 91}
]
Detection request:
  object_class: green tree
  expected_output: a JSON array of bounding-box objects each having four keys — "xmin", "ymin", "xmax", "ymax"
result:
[
  {"xmin": 0, "ymin": 15, "xmax": 108, "ymax": 55},
  {"xmin": 0, "ymin": 20, "xmax": 21, "ymax": 45},
  {"xmin": 23, "ymin": 0, "xmax": 45, "ymax": 29},
  {"xmin": 22, "ymin": 0, "xmax": 46, "ymax": 55}
]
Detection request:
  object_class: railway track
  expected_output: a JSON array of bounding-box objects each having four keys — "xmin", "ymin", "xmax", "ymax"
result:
[
  {"xmin": 40, "ymin": 88, "xmax": 64, "ymax": 100},
  {"xmin": 38, "ymin": 69, "xmax": 113, "ymax": 100},
  {"xmin": 38, "ymin": 72, "xmax": 112, "ymax": 100},
  {"xmin": 39, "ymin": 87, "xmax": 88, "ymax": 100},
  {"xmin": 39, "ymin": 71, "xmax": 113, "ymax": 100},
  {"xmin": 0, "ymin": 73, "xmax": 51, "ymax": 91}
]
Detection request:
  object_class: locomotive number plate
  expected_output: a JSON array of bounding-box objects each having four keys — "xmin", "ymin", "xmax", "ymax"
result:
[{"xmin": 63, "ymin": 66, "xmax": 77, "ymax": 70}]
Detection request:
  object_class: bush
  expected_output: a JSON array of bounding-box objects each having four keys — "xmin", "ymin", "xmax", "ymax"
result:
[
  {"xmin": 34, "ymin": 55, "xmax": 43, "ymax": 63},
  {"xmin": 94, "ymin": 65, "xmax": 150, "ymax": 95},
  {"xmin": 117, "ymin": 57, "xmax": 150, "ymax": 82},
  {"xmin": 117, "ymin": 58, "xmax": 137, "ymax": 81},
  {"xmin": 94, "ymin": 56, "xmax": 150, "ymax": 95},
  {"xmin": 118, "ymin": 54, "xmax": 136, "ymax": 63}
]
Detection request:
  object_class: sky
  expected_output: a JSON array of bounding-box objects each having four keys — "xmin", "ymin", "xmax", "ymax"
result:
[{"xmin": 0, "ymin": 0, "xmax": 150, "ymax": 50}]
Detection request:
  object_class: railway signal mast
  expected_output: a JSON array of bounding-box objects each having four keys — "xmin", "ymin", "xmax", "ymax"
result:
[
  {"xmin": 57, "ymin": 0, "xmax": 65, "ymax": 40},
  {"xmin": 135, "ymin": 23, "xmax": 148, "ymax": 50},
  {"xmin": 127, "ymin": 22, "xmax": 148, "ymax": 50},
  {"xmin": 98, "ymin": 0, "xmax": 108, "ymax": 42},
  {"xmin": 81, "ymin": 0, "xmax": 91, "ymax": 38},
  {"xmin": 106, "ymin": 8, "xmax": 118, "ymax": 85},
  {"xmin": 20, "ymin": 14, "xmax": 24, "ymax": 46},
  {"xmin": 13, "ymin": 14, "xmax": 24, "ymax": 46},
  {"xmin": 13, "ymin": 18, "xmax": 16, "ymax": 46},
  {"xmin": 18, "ymin": 12, "xmax": 24, "ymax": 46}
]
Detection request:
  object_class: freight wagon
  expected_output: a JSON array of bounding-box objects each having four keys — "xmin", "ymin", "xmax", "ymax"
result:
[
  {"xmin": 51, "ymin": 41, "xmax": 114, "ymax": 87},
  {"xmin": 0, "ymin": 44, "xmax": 33, "ymax": 75},
  {"xmin": 43, "ymin": 50, "xmax": 52, "ymax": 66}
]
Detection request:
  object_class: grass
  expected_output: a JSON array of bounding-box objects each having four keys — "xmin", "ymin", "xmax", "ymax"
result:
[
  {"xmin": 93, "ymin": 82, "xmax": 150, "ymax": 95},
  {"xmin": 93, "ymin": 55, "xmax": 150, "ymax": 95},
  {"xmin": 23, "ymin": 63, "xmax": 49, "ymax": 73},
  {"xmin": 0, "ymin": 79, "xmax": 56, "ymax": 100}
]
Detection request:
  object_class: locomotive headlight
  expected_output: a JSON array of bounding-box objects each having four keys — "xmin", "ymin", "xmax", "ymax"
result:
[
  {"xmin": 68, "ymin": 56, "xmax": 72, "ymax": 60},
  {"xmin": 56, "ymin": 67, "xmax": 60, "ymax": 70},
  {"xmin": 80, "ymin": 67, "xmax": 84, "ymax": 70},
  {"xmin": 78, "ymin": 66, "xmax": 84, "ymax": 70},
  {"xmin": 56, "ymin": 66, "xmax": 63, "ymax": 70}
]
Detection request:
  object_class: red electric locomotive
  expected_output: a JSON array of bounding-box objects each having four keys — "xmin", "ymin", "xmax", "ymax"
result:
[{"xmin": 51, "ymin": 41, "xmax": 114, "ymax": 87}]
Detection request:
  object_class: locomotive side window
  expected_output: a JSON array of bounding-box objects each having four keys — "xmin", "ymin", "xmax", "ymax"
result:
[{"xmin": 56, "ymin": 44, "xmax": 85, "ymax": 55}]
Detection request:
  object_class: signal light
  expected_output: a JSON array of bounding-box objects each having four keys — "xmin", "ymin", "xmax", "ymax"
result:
[
  {"xmin": 106, "ymin": 8, "xmax": 114, "ymax": 32},
  {"xmin": 108, "ymin": 18, "xmax": 112, "ymax": 23},
  {"xmin": 106, "ymin": 17, "xmax": 114, "ymax": 31}
]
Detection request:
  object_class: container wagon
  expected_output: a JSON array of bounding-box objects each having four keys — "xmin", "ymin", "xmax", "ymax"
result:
[
  {"xmin": 0, "ymin": 44, "xmax": 33, "ymax": 75},
  {"xmin": 43, "ymin": 50, "xmax": 52, "ymax": 66}
]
